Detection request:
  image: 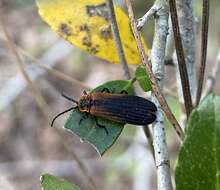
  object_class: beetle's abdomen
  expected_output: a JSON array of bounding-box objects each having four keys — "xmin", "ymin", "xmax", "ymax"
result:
[{"xmin": 90, "ymin": 93, "xmax": 157, "ymax": 125}]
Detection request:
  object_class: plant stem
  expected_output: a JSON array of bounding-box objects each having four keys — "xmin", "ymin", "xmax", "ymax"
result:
[
  {"xmin": 169, "ymin": 0, "xmax": 193, "ymax": 117},
  {"xmin": 107, "ymin": 0, "xmax": 131, "ymax": 80},
  {"xmin": 196, "ymin": 0, "xmax": 210, "ymax": 105}
]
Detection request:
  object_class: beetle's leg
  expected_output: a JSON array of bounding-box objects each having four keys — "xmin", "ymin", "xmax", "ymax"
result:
[
  {"xmin": 120, "ymin": 90, "xmax": 128, "ymax": 94},
  {"xmin": 94, "ymin": 117, "xmax": 109, "ymax": 135},
  {"xmin": 79, "ymin": 113, "xmax": 89, "ymax": 125},
  {"xmin": 101, "ymin": 88, "xmax": 110, "ymax": 93}
]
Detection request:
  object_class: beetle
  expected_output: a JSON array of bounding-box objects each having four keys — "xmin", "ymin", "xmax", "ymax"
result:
[{"xmin": 51, "ymin": 89, "xmax": 157, "ymax": 134}]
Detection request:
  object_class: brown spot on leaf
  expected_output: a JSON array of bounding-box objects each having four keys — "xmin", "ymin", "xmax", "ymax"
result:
[
  {"xmin": 89, "ymin": 46, "xmax": 99, "ymax": 54},
  {"xmin": 59, "ymin": 23, "xmax": 72, "ymax": 36},
  {"xmin": 124, "ymin": 44, "xmax": 136, "ymax": 55},
  {"xmin": 82, "ymin": 36, "xmax": 92, "ymax": 47},
  {"xmin": 85, "ymin": 44, "xmax": 99, "ymax": 55},
  {"xmin": 79, "ymin": 24, "xmax": 90, "ymax": 32}
]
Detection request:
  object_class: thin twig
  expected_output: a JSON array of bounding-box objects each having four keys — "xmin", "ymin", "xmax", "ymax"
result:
[
  {"xmin": 107, "ymin": 0, "xmax": 131, "ymax": 79},
  {"xmin": 125, "ymin": 0, "xmax": 184, "ymax": 140},
  {"xmin": 0, "ymin": 40, "xmax": 73, "ymax": 112},
  {"xmin": 196, "ymin": 0, "xmax": 210, "ymax": 106},
  {"xmin": 169, "ymin": 0, "xmax": 193, "ymax": 117},
  {"xmin": 0, "ymin": 16, "xmax": 49, "ymax": 118},
  {"xmin": 42, "ymin": 65, "xmax": 89, "ymax": 89},
  {"xmin": 16, "ymin": 44, "xmax": 89, "ymax": 90},
  {"xmin": 137, "ymin": 5, "xmax": 160, "ymax": 30}
]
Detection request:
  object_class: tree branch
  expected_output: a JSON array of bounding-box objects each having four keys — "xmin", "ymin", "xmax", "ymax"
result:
[
  {"xmin": 137, "ymin": 5, "xmax": 160, "ymax": 30},
  {"xmin": 147, "ymin": 1, "xmax": 173, "ymax": 189}
]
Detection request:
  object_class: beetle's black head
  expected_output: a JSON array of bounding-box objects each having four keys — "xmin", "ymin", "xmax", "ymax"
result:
[{"xmin": 78, "ymin": 95, "xmax": 91, "ymax": 112}]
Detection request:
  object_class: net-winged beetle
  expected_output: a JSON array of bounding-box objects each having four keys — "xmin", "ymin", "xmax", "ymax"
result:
[{"xmin": 51, "ymin": 88, "xmax": 157, "ymax": 134}]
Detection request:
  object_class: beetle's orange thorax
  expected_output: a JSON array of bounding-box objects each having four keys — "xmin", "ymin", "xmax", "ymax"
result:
[
  {"xmin": 78, "ymin": 92, "xmax": 111, "ymax": 113},
  {"xmin": 78, "ymin": 94, "xmax": 92, "ymax": 112}
]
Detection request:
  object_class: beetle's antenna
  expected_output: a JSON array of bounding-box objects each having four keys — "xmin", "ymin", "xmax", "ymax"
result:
[
  {"xmin": 51, "ymin": 107, "xmax": 77, "ymax": 127},
  {"xmin": 61, "ymin": 93, "xmax": 78, "ymax": 104}
]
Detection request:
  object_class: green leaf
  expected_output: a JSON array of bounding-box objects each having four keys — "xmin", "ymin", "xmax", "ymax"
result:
[
  {"xmin": 64, "ymin": 80, "xmax": 134, "ymax": 156},
  {"xmin": 40, "ymin": 174, "xmax": 80, "ymax": 190},
  {"xmin": 135, "ymin": 66, "xmax": 152, "ymax": 92},
  {"xmin": 175, "ymin": 94, "xmax": 220, "ymax": 190}
]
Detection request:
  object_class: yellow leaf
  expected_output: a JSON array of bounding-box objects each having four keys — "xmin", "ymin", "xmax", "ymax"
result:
[{"xmin": 36, "ymin": 0, "xmax": 148, "ymax": 64}]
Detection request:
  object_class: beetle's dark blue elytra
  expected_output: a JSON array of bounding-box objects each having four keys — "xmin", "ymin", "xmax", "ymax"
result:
[
  {"xmin": 79, "ymin": 92, "xmax": 157, "ymax": 125},
  {"xmin": 51, "ymin": 90, "xmax": 157, "ymax": 134}
]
